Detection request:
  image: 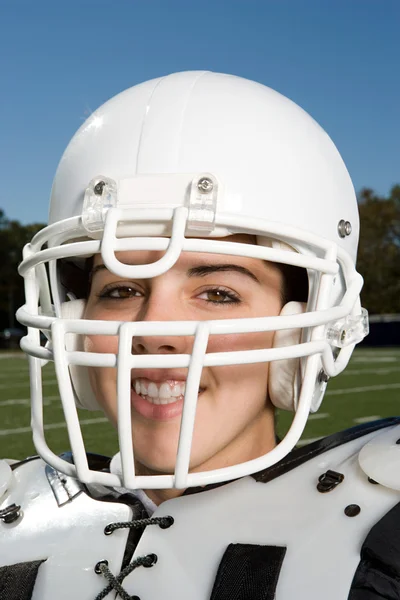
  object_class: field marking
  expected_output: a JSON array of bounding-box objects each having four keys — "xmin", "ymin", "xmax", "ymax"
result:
[
  {"xmin": 0, "ymin": 354, "xmax": 27, "ymax": 360},
  {"xmin": 308, "ymin": 413, "xmax": 329, "ymax": 420},
  {"xmin": 0, "ymin": 417, "xmax": 108, "ymax": 436},
  {"xmin": 0, "ymin": 396, "xmax": 59, "ymax": 407},
  {"xmin": 0, "ymin": 379, "xmax": 57, "ymax": 389},
  {"xmin": 352, "ymin": 357, "xmax": 397, "ymax": 363},
  {"xmin": 326, "ymin": 383, "xmax": 400, "ymax": 396},
  {"xmin": 353, "ymin": 415, "xmax": 382, "ymax": 424},
  {"xmin": 341, "ymin": 367, "xmax": 400, "ymax": 376}
]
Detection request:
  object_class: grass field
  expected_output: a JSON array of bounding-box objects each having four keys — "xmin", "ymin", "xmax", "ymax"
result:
[{"xmin": 0, "ymin": 347, "xmax": 399, "ymax": 461}]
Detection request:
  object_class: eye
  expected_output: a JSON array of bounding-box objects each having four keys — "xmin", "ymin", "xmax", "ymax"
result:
[
  {"xmin": 98, "ymin": 285, "xmax": 142, "ymax": 300},
  {"xmin": 198, "ymin": 287, "xmax": 240, "ymax": 304}
]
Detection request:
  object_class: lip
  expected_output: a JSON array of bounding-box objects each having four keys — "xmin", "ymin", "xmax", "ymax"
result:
[
  {"xmin": 130, "ymin": 387, "xmax": 204, "ymax": 422},
  {"xmin": 130, "ymin": 389, "xmax": 184, "ymax": 421}
]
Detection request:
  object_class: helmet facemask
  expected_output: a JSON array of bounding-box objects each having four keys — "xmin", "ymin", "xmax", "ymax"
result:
[{"xmin": 17, "ymin": 196, "xmax": 367, "ymax": 490}]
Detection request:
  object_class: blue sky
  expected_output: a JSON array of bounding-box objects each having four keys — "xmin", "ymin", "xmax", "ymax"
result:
[{"xmin": 1, "ymin": 0, "xmax": 399, "ymax": 224}]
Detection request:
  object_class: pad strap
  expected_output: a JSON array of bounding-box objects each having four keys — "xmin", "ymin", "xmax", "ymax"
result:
[
  {"xmin": 0, "ymin": 560, "xmax": 46, "ymax": 600},
  {"xmin": 210, "ymin": 543, "xmax": 286, "ymax": 600}
]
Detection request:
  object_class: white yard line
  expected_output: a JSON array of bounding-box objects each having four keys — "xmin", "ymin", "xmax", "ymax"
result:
[
  {"xmin": 308, "ymin": 413, "xmax": 329, "ymax": 420},
  {"xmin": 0, "ymin": 418, "xmax": 108, "ymax": 436},
  {"xmin": 0, "ymin": 354, "xmax": 27, "ymax": 360},
  {"xmin": 341, "ymin": 367, "xmax": 400, "ymax": 376},
  {"xmin": 326, "ymin": 383, "xmax": 400, "ymax": 396},
  {"xmin": 353, "ymin": 416, "xmax": 382, "ymax": 424},
  {"xmin": 0, "ymin": 379, "xmax": 57, "ymax": 389},
  {"xmin": 0, "ymin": 396, "xmax": 59, "ymax": 407},
  {"xmin": 298, "ymin": 414, "xmax": 387, "ymax": 445},
  {"xmin": 352, "ymin": 357, "xmax": 398, "ymax": 363}
]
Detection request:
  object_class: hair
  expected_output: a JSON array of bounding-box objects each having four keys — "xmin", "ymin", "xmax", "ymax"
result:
[{"xmin": 278, "ymin": 262, "xmax": 308, "ymax": 305}]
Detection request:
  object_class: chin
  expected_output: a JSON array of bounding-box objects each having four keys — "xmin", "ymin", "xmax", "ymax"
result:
[{"xmin": 134, "ymin": 444, "xmax": 179, "ymax": 476}]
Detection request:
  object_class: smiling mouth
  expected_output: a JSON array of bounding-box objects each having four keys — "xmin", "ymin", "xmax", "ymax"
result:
[{"xmin": 132, "ymin": 378, "xmax": 205, "ymax": 405}]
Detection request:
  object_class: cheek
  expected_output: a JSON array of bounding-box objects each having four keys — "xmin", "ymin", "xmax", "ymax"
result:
[
  {"xmin": 83, "ymin": 334, "xmax": 119, "ymax": 418},
  {"xmin": 207, "ymin": 330, "xmax": 274, "ymax": 353},
  {"xmin": 205, "ymin": 330, "xmax": 273, "ymax": 392},
  {"xmin": 83, "ymin": 299, "xmax": 124, "ymax": 352},
  {"xmin": 84, "ymin": 334, "xmax": 118, "ymax": 354}
]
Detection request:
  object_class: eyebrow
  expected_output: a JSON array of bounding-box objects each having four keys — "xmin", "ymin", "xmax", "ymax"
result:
[
  {"xmin": 187, "ymin": 264, "xmax": 260, "ymax": 283},
  {"xmin": 90, "ymin": 264, "xmax": 107, "ymax": 282},
  {"xmin": 90, "ymin": 263, "xmax": 260, "ymax": 284}
]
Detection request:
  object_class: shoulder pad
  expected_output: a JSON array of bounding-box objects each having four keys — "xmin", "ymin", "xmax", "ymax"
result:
[
  {"xmin": 253, "ymin": 417, "xmax": 400, "ymax": 484},
  {"xmin": 0, "ymin": 456, "xmax": 134, "ymax": 600},
  {"xmin": 0, "ymin": 460, "xmax": 14, "ymax": 501},
  {"xmin": 359, "ymin": 422, "xmax": 400, "ymax": 490}
]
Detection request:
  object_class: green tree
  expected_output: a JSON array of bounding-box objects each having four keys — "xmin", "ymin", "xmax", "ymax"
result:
[
  {"xmin": 0, "ymin": 211, "xmax": 46, "ymax": 330},
  {"xmin": 357, "ymin": 186, "xmax": 400, "ymax": 314}
]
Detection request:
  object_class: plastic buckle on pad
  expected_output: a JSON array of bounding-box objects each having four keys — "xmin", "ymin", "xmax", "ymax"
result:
[{"xmin": 317, "ymin": 470, "xmax": 344, "ymax": 493}]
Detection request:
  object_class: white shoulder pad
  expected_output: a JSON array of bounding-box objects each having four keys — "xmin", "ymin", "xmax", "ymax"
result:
[
  {"xmin": 0, "ymin": 460, "xmax": 14, "ymax": 500},
  {"xmin": 359, "ymin": 423, "xmax": 400, "ymax": 490},
  {"xmin": 113, "ymin": 423, "xmax": 400, "ymax": 600},
  {"xmin": 0, "ymin": 456, "xmax": 133, "ymax": 600}
]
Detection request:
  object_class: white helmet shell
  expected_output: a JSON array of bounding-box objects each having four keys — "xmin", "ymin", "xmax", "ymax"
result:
[{"xmin": 50, "ymin": 71, "xmax": 358, "ymax": 261}]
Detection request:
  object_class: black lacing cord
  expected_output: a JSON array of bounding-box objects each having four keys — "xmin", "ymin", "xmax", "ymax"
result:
[
  {"xmin": 104, "ymin": 515, "xmax": 174, "ymax": 535},
  {"xmin": 94, "ymin": 554, "xmax": 157, "ymax": 600},
  {"xmin": 94, "ymin": 515, "xmax": 174, "ymax": 600}
]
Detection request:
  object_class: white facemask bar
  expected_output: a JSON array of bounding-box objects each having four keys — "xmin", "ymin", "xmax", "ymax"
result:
[
  {"xmin": 17, "ymin": 206, "xmax": 367, "ymax": 489},
  {"xmin": 27, "ymin": 318, "xmax": 344, "ymax": 488}
]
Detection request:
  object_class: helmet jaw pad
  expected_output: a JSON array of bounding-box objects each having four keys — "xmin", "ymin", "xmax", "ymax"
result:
[{"xmin": 268, "ymin": 301, "xmax": 306, "ymax": 411}]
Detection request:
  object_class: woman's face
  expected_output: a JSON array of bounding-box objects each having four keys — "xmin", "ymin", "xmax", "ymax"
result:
[{"xmin": 84, "ymin": 235, "xmax": 283, "ymax": 477}]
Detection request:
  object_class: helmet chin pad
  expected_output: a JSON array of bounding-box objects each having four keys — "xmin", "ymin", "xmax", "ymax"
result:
[
  {"xmin": 268, "ymin": 301, "xmax": 306, "ymax": 411},
  {"xmin": 60, "ymin": 299, "xmax": 102, "ymax": 411}
]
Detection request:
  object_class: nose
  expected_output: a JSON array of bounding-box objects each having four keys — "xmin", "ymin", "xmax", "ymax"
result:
[{"xmin": 131, "ymin": 291, "xmax": 193, "ymax": 355}]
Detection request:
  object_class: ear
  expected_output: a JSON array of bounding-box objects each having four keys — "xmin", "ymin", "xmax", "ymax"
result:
[
  {"xmin": 268, "ymin": 301, "xmax": 306, "ymax": 411},
  {"xmin": 60, "ymin": 300, "xmax": 102, "ymax": 411}
]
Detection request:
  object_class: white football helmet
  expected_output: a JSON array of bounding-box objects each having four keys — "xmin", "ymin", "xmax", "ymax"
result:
[{"xmin": 17, "ymin": 71, "xmax": 368, "ymax": 490}]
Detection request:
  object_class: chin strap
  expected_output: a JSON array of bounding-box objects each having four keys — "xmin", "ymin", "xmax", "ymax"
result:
[{"xmin": 268, "ymin": 301, "xmax": 306, "ymax": 411}]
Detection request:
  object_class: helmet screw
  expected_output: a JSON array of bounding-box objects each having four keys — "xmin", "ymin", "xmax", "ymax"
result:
[
  {"xmin": 94, "ymin": 181, "xmax": 106, "ymax": 196},
  {"xmin": 338, "ymin": 220, "xmax": 352, "ymax": 238},
  {"xmin": 318, "ymin": 369, "xmax": 329, "ymax": 384},
  {"xmin": 197, "ymin": 177, "xmax": 213, "ymax": 194},
  {"xmin": 0, "ymin": 503, "xmax": 22, "ymax": 524}
]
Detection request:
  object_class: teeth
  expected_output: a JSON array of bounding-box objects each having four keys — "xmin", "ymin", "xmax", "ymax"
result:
[
  {"xmin": 132, "ymin": 378, "xmax": 188, "ymax": 405},
  {"xmin": 171, "ymin": 383, "xmax": 182, "ymax": 397},
  {"xmin": 159, "ymin": 383, "xmax": 172, "ymax": 399},
  {"xmin": 148, "ymin": 382, "xmax": 159, "ymax": 398}
]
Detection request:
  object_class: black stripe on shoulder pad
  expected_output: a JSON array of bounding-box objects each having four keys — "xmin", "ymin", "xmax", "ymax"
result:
[
  {"xmin": 210, "ymin": 543, "xmax": 286, "ymax": 600},
  {"xmin": 349, "ymin": 500, "xmax": 400, "ymax": 599},
  {"xmin": 0, "ymin": 560, "xmax": 46, "ymax": 600},
  {"xmin": 253, "ymin": 417, "xmax": 400, "ymax": 484}
]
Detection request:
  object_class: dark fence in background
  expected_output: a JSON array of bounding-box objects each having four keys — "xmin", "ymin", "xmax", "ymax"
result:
[{"xmin": 361, "ymin": 314, "xmax": 400, "ymax": 347}]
